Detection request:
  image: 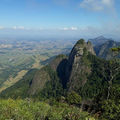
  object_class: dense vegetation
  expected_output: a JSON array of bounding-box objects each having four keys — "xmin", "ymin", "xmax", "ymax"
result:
[
  {"xmin": 78, "ymin": 54, "xmax": 109, "ymax": 98},
  {"xmin": 0, "ymin": 99, "xmax": 94, "ymax": 120},
  {"xmin": 0, "ymin": 69, "xmax": 37, "ymax": 98},
  {"xmin": 35, "ymin": 65, "xmax": 64, "ymax": 99}
]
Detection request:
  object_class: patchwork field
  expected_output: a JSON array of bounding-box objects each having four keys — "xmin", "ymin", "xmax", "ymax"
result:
[{"xmin": 0, "ymin": 39, "xmax": 74, "ymax": 92}]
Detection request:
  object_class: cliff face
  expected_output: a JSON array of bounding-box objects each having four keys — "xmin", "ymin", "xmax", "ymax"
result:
[
  {"xmin": 28, "ymin": 54, "xmax": 67, "ymax": 95},
  {"xmin": 28, "ymin": 68, "xmax": 51, "ymax": 95},
  {"xmin": 66, "ymin": 39, "xmax": 95, "ymax": 91},
  {"xmin": 68, "ymin": 40, "xmax": 95, "ymax": 66}
]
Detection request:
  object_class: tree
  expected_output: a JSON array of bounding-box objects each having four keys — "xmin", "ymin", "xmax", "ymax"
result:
[
  {"xmin": 101, "ymin": 85, "xmax": 120, "ymax": 120},
  {"xmin": 66, "ymin": 91, "xmax": 82, "ymax": 105},
  {"xmin": 106, "ymin": 48, "xmax": 120, "ymax": 99},
  {"xmin": 111, "ymin": 47, "xmax": 120, "ymax": 52},
  {"xmin": 106, "ymin": 60, "xmax": 120, "ymax": 99}
]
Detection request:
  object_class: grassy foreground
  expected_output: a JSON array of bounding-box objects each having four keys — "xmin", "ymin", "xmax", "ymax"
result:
[{"xmin": 0, "ymin": 99, "xmax": 95, "ymax": 120}]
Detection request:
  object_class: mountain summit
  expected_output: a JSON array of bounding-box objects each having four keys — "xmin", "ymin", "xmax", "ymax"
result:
[
  {"xmin": 89, "ymin": 36, "xmax": 111, "ymax": 46},
  {"xmin": 66, "ymin": 39, "xmax": 95, "ymax": 91}
]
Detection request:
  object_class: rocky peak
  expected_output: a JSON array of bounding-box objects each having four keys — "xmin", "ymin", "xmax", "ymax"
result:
[
  {"xmin": 66, "ymin": 39, "xmax": 95, "ymax": 91},
  {"xmin": 96, "ymin": 36, "xmax": 106, "ymax": 40},
  {"xmin": 68, "ymin": 39, "xmax": 95, "ymax": 66}
]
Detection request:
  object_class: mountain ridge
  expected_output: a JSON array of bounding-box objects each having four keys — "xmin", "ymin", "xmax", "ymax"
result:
[
  {"xmin": 94, "ymin": 40, "xmax": 120, "ymax": 59},
  {"xmin": 89, "ymin": 36, "xmax": 114, "ymax": 46}
]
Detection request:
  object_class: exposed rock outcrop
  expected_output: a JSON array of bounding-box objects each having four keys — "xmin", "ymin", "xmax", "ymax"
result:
[{"xmin": 66, "ymin": 39, "xmax": 95, "ymax": 91}]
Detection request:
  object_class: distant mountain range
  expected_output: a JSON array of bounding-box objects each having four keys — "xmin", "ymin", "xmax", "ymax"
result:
[
  {"xmin": 89, "ymin": 36, "xmax": 113, "ymax": 46},
  {"xmin": 89, "ymin": 36, "xmax": 120, "ymax": 59},
  {"xmin": 94, "ymin": 40, "xmax": 120, "ymax": 60}
]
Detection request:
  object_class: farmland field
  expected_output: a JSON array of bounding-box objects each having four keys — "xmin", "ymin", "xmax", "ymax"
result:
[{"xmin": 0, "ymin": 39, "xmax": 74, "ymax": 92}]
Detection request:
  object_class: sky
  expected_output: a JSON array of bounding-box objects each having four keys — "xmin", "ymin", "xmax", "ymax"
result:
[{"xmin": 0, "ymin": 0, "xmax": 120, "ymax": 40}]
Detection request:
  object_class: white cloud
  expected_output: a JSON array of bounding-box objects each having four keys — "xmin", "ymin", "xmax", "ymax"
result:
[
  {"xmin": 0, "ymin": 26, "xmax": 4, "ymax": 30},
  {"xmin": 12, "ymin": 26, "xmax": 17, "ymax": 30},
  {"xmin": 0, "ymin": 25, "xmax": 120, "ymax": 40},
  {"xmin": 80, "ymin": 0, "xmax": 115, "ymax": 11},
  {"xmin": 63, "ymin": 27, "xmax": 69, "ymax": 30},
  {"xmin": 18, "ymin": 26, "xmax": 25, "ymax": 30},
  {"xmin": 102, "ymin": 0, "xmax": 113, "ymax": 6},
  {"xmin": 12, "ymin": 26, "xmax": 25, "ymax": 30},
  {"xmin": 71, "ymin": 27, "xmax": 78, "ymax": 30},
  {"xmin": 60, "ymin": 27, "xmax": 78, "ymax": 31}
]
